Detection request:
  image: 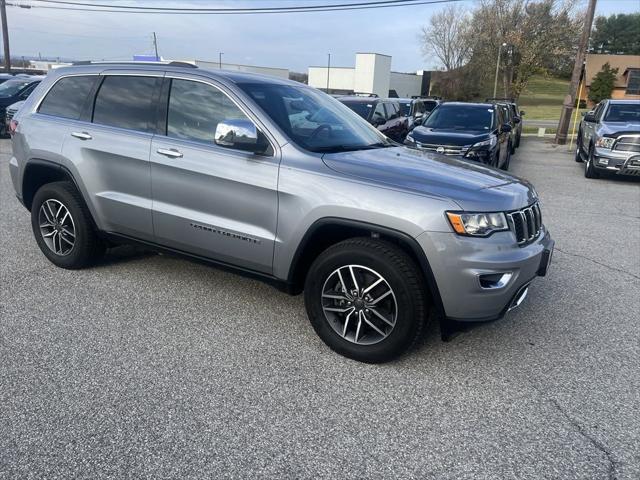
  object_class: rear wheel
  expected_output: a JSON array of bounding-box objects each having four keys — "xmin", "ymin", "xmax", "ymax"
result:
[
  {"xmin": 585, "ymin": 144, "xmax": 600, "ymax": 179},
  {"xmin": 501, "ymin": 143, "xmax": 512, "ymax": 170},
  {"xmin": 31, "ymin": 181, "xmax": 105, "ymax": 269},
  {"xmin": 304, "ymin": 238, "xmax": 428, "ymax": 363}
]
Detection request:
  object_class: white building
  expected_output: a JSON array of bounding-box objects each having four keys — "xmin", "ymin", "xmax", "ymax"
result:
[{"xmin": 308, "ymin": 53, "xmax": 429, "ymax": 98}]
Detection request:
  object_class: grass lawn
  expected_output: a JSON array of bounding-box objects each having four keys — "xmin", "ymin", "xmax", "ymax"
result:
[{"xmin": 518, "ymin": 75, "xmax": 588, "ymax": 121}]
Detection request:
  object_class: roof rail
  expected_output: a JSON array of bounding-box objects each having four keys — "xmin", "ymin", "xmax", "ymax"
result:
[{"xmin": 71, "ymin": 60, "xmax": 198, "ymax": 68}]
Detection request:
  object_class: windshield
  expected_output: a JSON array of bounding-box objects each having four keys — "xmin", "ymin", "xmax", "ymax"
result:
[
  {"xmin": 237, "ymin": 83, "xmax": 390, "ymax": 153},
  {"xmin": 424, "ymin": 100, "xmax": 438, "ymax": 112},
  {"xmin": 339, "ymin": 100, "xmax": 373, "ymax": 120},
  {"xmin": 423, "ymin": 105, "xmax": 495, "ymax": 130},
  {"xmin": 604, "ymin": 103, "xmax": 640, "ymax": 123},
  {"xmin": 0, "ymin": 80, "xmax": 31, "ymax": 98}
]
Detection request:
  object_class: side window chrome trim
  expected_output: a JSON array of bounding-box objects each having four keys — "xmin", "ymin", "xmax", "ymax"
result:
[{"xmin": 163, "ymin": 74, "xmax": 277, "ymax": 157}]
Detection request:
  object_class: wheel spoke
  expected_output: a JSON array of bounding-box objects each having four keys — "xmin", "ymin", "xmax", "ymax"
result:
[
  {"xmin": 43, "ymin": 230, "xmax": 56, "ymax": 238},
  {"xmin": 52, "ymin": 231, "xmax": 60, "ymax": 254},
  {"xmin": 61, "ymin": 227, "xmax": 75, "ymax": 238},
  {"xmin": 323, "ymin": 306, "xmax": 354, "ymax": 313},
  {"xmin": 40, "ymin": 222, "xmax": 54, "ymax": 229},
  {"xmin": 362, "ymin": 277, "xmax": 383, "ymax": 294},
  {"xmin": 322, "ymin": 293, "xmax": 350, "ymax": 301},
  {"xmin": 336, "ymin": 268, "xmax": 351, "ymax": 299},
  {"xmin": 362, "ymin": 312, "xmax": 386, "ymax": 337},
  {"xmin": 348, "ymin": 265, "xmax": 359, "ymax": 292},
  {"xmin": 354, "ymin": 312, "xmax": 363, "ymax": 343},
  {"xmin": 45, "ymin": 202, "xmax": 57, "ymax": 222},
  {"xmin": 342, "ymin": 308, "xmax": 355, "ymax": 337},
  {"xmin": 55, "ymin": 203, "xmax": 65, "ymax": 221},
  {"xmin": 369, "ymin": 289, "xmax": 392, "ymax": 305},
  {"xmin": 60, "ymin": 210, "xmax": 70, "ymax": 225},
  {"xmin": 41, "ymin": 204, "xmax": 54, "ymax": 224},
  {"xmin": 60, "ymin": 234, "xmax": 74, "ymax": 246},
  {"xmin": 367, "ymin": 307, "xmax": 395, "ymax": 327}
]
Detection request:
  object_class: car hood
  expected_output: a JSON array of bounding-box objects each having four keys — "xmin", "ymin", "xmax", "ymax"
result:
[
  {"xmin": 598, "ymin": 121, "xmax": 640, "ymax": 136},
  {"xmin": 322, "ymin": 146, "xmax": 537, "ymax": 211},
  {"xmin": 410, "ymin": 126, "xmax": 491, "ymax": 146}
]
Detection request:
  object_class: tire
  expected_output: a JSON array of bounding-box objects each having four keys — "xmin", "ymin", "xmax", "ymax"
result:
[
  {"xmin": 304, "ymin": 237, "xmax": 428, "ymax": 363},
  {"xmin": 501, "ymin": 143, "xmax": 512, "ymax": 171},
  {"xmin": 515, "ymin": 130, "xmax": 521, "ymax": 148},
  {"xmin": 584, "ymin": 144, "xmax": 600, "ymax": 179},
  {"xmin": 575, "ymin": 131, "xmax": 583, "ymax": 162},
  {"xmin": 509, "ymin": 137, "xmax": 516, "ymax": 155},
  {"xmin": 31, "ymin": 181, "xmax": 105, "ymax": 269}
]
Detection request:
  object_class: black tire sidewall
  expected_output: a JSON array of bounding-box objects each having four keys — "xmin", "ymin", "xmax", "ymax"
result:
[
  {"xmin": 304, "ymin": 241, "xmax": 425, "ymax": 363},
  {"xmin": 31, "ymin": 182, "xmax": 97, "ymax": 269}
]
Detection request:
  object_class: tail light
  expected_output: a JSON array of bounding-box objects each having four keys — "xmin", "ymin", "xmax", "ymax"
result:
[{"xmin": 8, "ymin": 119, "xmax": 18, "ymax": 136}]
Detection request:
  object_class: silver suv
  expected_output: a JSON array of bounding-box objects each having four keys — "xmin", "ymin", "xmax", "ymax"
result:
[{"xmin": 9, "ymin": 62, "xmax": 554, "ymax": 363}]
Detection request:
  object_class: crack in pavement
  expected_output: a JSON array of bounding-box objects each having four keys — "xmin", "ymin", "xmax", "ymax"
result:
[
  {"xmin": 547, "ymin": 398, "xmax": 620, "ymax": 480},
  {"xmin": 554, "ymin": 247, "xmax": 640, "ymax": 281}
]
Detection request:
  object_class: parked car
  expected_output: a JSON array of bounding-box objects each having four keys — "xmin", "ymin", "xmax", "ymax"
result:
[
  {"xmin": 576, "ymin": 99, "xmax": 640, "ymax": 178},
  {"xmin": 9, "ymin": 62, "xmax": 553, "ymax": 363},
  {"xmin": 405, "ymin": 102, "xmax": 513, "ymax": 170},
  {"xmin": 493, "ymin": 102, "xmax": 517, "ymax": 154},
  {"xmin": 0, "ymin": 76, "xmax": 43, "ymax": 136},
  {"xmin": 421, "ymin": 97, "xmax": 443, "ymax": 115},
  {"xmin": 338, "ymin": 96, "xmax": 409, "ymax": 142},
  {"xmin": 5, "ymin": 100, "xmax": 24, "ymax": 133},
  {"xmin": 486, "ymin": 98, "xmax": 524, "ymax": 148},
  {"xmin": 397, "ymin": 98, "xmax": 428, "ymax": 130}
]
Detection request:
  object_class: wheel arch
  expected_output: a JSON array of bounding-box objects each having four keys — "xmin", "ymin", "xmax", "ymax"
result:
[{"xmin": 286, "ymin": 217, "xmax": 446, "ymax": 318}]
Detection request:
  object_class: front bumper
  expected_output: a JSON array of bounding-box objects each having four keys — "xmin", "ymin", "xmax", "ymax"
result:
[
  {"xmin": 592, "ymin": 147, "xmax": 640, "ymax": 175},
  {"xmin": 417, "ymin": 228, "xmax": 554, "ymax": 321}
]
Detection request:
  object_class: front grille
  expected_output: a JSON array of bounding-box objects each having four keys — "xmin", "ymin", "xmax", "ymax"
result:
[
  {"xmin": 415, "ymin": 142, "xmax": 467, "ymax": 156},
  {"xmin": 613, "ymin": 135, "xmax": 640, "ymax": 153},
  {"xmin": 507, "ymin": 202, "xmax": 543, "ymax": 245}
]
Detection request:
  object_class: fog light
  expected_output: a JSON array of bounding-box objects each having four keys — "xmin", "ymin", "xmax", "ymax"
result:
[
  {"xmin": 598, "ymin": 158, "xmax": 609, "ymax": 166},
  {"xmin": 478, "ymin": 272, "xmax": 513, "ymax": 289}
]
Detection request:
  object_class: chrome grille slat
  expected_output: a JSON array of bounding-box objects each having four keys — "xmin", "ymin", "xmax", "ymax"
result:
[
  {"xmin": 613, "ymin": 135, "xmax": 640, "ymax": 153},
  {"xmin": 507, "ymin": 202, "xmax": 543, "ymax": 246},
  {"xmin": 414, "ymin": 142, "xmax": 467, "ymax": 156}
]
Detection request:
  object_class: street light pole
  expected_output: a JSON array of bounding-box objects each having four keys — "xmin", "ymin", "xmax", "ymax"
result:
[
  {"xmin": 326, "ymin": 53, "xmax": 331, "ymax": 93},
  {"xmin": 493, "ymin": 42, "xmax": 507, "ymax": 98}
]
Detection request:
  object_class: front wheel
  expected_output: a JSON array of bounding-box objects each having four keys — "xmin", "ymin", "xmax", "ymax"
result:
[
  {"xmin": 501, "ymin": 143, "xmax": 512, "ymax": 171},
  {"xmin": 304, "ymin": 238, "xmax": 428, "ymax": 363},
  {"xmin": 31, "ymin": 181, "xmax": 105, "ymax": 269},
  {"xmin": 585, "ymin": 145, "xmax": 600, "ymax": 179},
  {"xmin": 575, "ymin": 132, "xmax": 583, "ymax": 162}
]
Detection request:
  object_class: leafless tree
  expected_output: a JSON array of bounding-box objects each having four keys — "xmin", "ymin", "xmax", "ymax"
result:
[{"xmin": 420, "ymin": 5, "xmax": 472, "ymax": 71}]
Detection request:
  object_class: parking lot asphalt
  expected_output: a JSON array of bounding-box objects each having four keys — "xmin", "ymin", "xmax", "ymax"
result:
[{"xmin": 1, "ymin": 138, "xmax": 639, "ymax": 479}]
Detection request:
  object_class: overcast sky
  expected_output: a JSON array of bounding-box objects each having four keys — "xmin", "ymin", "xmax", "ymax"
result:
[{"xmin": 7, "ymin": 0, "xmax": 639, "ymax": 73}]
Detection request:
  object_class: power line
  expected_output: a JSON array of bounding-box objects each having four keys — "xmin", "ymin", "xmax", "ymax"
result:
[{"xmin": 10, "ymin": 0, "xmax": 465, "ymax": 15}]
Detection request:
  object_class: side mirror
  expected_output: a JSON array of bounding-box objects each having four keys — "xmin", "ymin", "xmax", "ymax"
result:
[
  {"xmin": 501, "ymin": 123, "xmax": 512, "ymax": 133},
  {"xmin": 584, "ymin": 112, "xmax": 596, "ymax": 123},
  {"xmin": 519, "ymin": 110, "xmax": 525, "ymax": 116},
  {"xmin": 414, "ymin": 112, "xmax": 423, "ymax": 120},
  {"xmin": 513, "ymin": 117, "xmax": 521, "ymax": 124},
  {"xmin": 215, "ymin": 119, "xmax": 263, "ymax": 153}
]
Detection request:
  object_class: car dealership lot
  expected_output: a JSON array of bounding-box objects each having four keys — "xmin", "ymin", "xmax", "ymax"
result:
[{"xmin": 1, "ymin": 139, "xmax": 638, "ymax": 479}]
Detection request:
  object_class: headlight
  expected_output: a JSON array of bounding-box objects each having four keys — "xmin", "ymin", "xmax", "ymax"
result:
[
  {"xmin": 446, "ymin": 211, "xmax": 509, "ymax": 237},
  {"xmin": 404, "ymin": 132, "xmax": 416, "ymax": 146},
  {"xmin": 471, "ymin": 137, "xmax": 497, "ymax": 149},
  {"xmin": 595, "ymin": 137, "xmax": 615, "ymax": 149}
]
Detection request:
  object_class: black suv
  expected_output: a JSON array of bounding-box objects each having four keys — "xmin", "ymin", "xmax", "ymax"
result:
[
  {"xmin": 0, "ymin": 76, "xmax": 43, "ymax": 136},
  {"xmin": 487, "ymin": 98, "xmax": 524, "ymax": 148},
  {"xmin": 405, "ymin": 102, "xmax": 513, "ymax": 170},
  {"xmin": 397, "ymin": 98, "xmax": 428, "ymax": 130},
  {"xmin": 338, "ymin": 96, "xmax": 409, "ymax": 142}
]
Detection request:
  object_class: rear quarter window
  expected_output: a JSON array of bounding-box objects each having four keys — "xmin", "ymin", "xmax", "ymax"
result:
[{"xmin": 38, "ymin": 76, "xmax": 96, "ymax": 120}]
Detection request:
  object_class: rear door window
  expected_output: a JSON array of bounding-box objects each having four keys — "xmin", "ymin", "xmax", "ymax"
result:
[
  {"xmin": 39, "ymin": 76, "xmax": 96, "ymax": 120},
  {"xmin": 92, "ymin": 75, "xmax": 158, "ymax": 132},
  {"xmin": 372, "ymin": 102, "xmax": 386, "ymax": 122}
]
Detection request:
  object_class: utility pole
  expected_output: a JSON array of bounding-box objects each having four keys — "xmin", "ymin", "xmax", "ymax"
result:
[
  {"xmin": 493, "ymin": 43, "xmax": 507, "ymax": 98},
  {"xmin": 555, "ymin": 0, "xmax": 597, "ymax": 145},
  {"xmin": 152, "ymin": 32, "xmax": 159, "ymax": 60},
  {"xmin": 219, "ymin": 52, "xmax": 223, "ymax": 69},
  {"xmin": 0, "ymin": 0, "xmax": 10, "ymax": 73},
  {"xmin": 326, "ymin": 53, "xmax": 331, "ymax": 93}
]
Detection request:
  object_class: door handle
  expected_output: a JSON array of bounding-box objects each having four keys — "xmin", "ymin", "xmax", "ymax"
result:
[
  {"xmin": 157, "ymin": 148, "xmax": 183, "ymax": 159},
  {"xmin": 71, "ymin": 131, "xmax": 92, "ymax": 140}
]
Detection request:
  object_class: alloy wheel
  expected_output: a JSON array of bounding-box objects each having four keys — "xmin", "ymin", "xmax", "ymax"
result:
[
  {"xmin": 38, "ymin": 199, "xmax": 76, "ymax": 256},
  {"xmin": 321, "ymin": 264, "xmax": 397, "ymax": 345}
]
